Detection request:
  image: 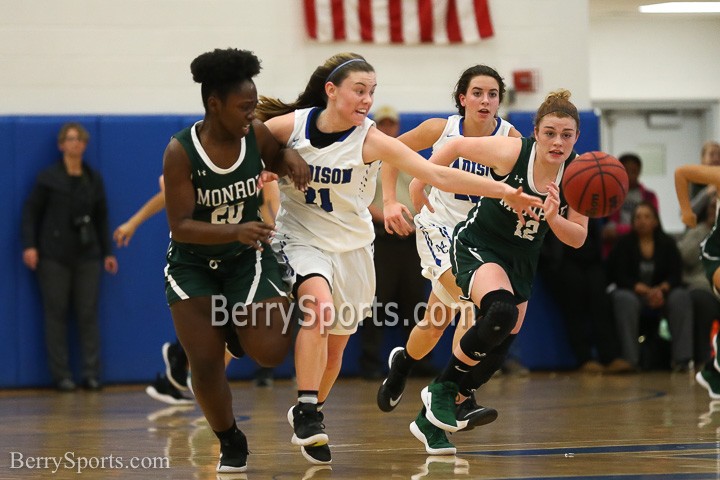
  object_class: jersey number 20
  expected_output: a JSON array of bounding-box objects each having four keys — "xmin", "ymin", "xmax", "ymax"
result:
[{"xmin": 212, "ymin": 204, "xmax": 244, "ymax": 224}]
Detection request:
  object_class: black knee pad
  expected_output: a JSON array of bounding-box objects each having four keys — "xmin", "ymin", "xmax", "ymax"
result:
[
  {"xmin": 477, "ymin": 289, "xmax": 518, "ymax": 338},
  {"xmin": 460, "ymin": 290, "xmax": 518, "ymax": 360}
]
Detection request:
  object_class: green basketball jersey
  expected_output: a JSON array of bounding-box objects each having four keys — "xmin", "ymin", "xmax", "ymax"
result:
[
  {"xmin": 170, "ymin": 121, "xmax": 263, "ymax": 260},
  {"xmin": 455, "ymin": 137, "xmax": 575, "ymax": 258},
  {"xmin": 702, "ymin": 206, "xmax": 720, "ymax": 259}
]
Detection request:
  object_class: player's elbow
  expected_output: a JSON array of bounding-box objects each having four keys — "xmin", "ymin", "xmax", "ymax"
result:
[{"xmin": 567, "ymin": 231, "xmax": 587, "ymax": 249}]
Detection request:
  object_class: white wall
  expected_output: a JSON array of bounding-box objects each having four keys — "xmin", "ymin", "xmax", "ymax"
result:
[
  {"xmin": 589, "ymin": 6, "xmax": 720, "ymax": 141},
  {"xmin": 0, "ymin": 0, "xmax": 590, "ymax": 115},
  {"xmin": 4, "ymin": 0, "xmax": 719, "ymax": 232}
]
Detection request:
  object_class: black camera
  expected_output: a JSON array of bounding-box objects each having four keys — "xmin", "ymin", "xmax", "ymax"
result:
[{"xmin": 73, "ymin": 215, "xmax": 93, "ymax": 246}]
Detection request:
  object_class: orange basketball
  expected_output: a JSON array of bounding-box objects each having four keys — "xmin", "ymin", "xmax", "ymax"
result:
[{"xmin": 561, "ymin": 151, "xmax": 629, "ymax": 218}]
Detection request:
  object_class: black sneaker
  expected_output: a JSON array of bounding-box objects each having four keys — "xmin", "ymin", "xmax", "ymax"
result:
[
  {"xmin": 224, "ymin": 325, "xmax": 245, "ymax": 359},
  {"xmin": 145, "ymin": 374, "xmax": 195, "ymax": 406},
  {"xmin": 455, "ymin": 394, "xmax": 498, "ymax": 432},
  {"xmin": 377, "ymin": 346, "xmax": 409, "ymax": 412},
  {"xmin": 287, "ymin": 404, "xmax": 329, "ymax": 447},
  {"xmin": 216, "ymin": 429, "xmax": 249, "ymax": 473},
  {"xmin": 162, "ymin": 342, "xmax": 188, "ymax": 391},
  {"xmin": 301, "ymin": 444, "xmax": 332, "ymax": 465}
]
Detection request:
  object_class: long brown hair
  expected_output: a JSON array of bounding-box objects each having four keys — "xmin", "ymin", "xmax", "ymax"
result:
[{"xmin": 255, "ymin": 53, "xmax": 374, "ymax": 121}]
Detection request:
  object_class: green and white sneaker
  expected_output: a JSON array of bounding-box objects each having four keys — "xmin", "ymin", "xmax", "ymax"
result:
[
  {"xmin": 409, "ymin": 408, "xmax": 456, "ymax": 455},
  {"xmin": 697, "ymin": 366, "xmax": 720, "ymax": 400},
  {"xmin": 421, "ymin": 381, "xmax": 462, "ymax": 432}
]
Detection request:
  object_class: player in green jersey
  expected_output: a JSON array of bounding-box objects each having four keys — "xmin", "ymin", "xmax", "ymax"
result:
[
  {"xmin": 412, "ymin": 90, "xmax": 589, "ymax": 450},
  {"xmin": 162, "ymin": 48, "xmax": 309, "ymax": 474},
  {"xmin": 676, "ymin": 163, "xmax": 720, "ymax": 399}
]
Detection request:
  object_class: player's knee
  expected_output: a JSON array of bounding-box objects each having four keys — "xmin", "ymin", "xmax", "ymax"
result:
[
  {"xmin": 253, "ymin": 347, "xmax": 288, "ymax": 368},
  {"xmin": 246, "ymin": 335, "xmax": 292, "ymax": 367},
  {"xmin": 299, "ymin": 300, "xmax": 335, "ymax": 332},
  {"xmin": 477, "ymin": 289, "xmax": 518, "ymax": 338}
]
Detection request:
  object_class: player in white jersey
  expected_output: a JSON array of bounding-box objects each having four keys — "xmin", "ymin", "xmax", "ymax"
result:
[
  {"xmin": 377, "ymin": 66, "xmax": 521, "ymax": 452},
  {"xmin": 256, "ymin": 53, "xmax": 542, "ymax": 465}
]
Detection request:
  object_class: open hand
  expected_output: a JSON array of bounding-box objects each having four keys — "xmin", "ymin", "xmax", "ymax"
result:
[
  {"xmin": 502, "ymin": 186, "xmax": 543, "ymax": 225},
  {"xmin": 383, "ymin": 201, "xmax": 414, "ymax": 236}
]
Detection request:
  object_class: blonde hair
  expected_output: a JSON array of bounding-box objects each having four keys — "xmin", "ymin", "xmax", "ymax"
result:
[
  {"xmin": 533, "ymin": 89, "xmax": 579, "ymax": 128},
  {"xmin": 256, "ymin": 52, "xmax": 373, "ymax": 121}
]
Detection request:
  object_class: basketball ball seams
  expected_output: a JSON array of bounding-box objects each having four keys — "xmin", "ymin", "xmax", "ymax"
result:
[{"xmin": 561, "ymin": 151, "xmax": 629, "ymax": 218}]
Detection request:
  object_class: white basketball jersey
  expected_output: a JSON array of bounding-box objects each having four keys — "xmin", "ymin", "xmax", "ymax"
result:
[
  {"xmin": 423, "ymin": 115, "xmax": 515, "ymax": 226},
  {"xmin": 275, "ymin": 107, "xmax": 380, "ymax": 252}
]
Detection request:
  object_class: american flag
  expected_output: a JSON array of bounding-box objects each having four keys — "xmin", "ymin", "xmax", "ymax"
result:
[{"xmin": 303, "ymin": 0, "xmax": 494, "ymax": 45}]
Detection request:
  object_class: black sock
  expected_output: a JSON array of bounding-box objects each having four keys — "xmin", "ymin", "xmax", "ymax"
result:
[
  {"xmin": 395, "ymin": 348, "xmax": 417, "ymax": 374},
  {"xmin": 458, "ymin": 334, "xmax": 515, "ymax": 397},
  {"xmin": 436, "ymin": 355, "xmax": 473, "ymax": 385},
  {"xmin": 214, "ymin": 421, "xmax": 240, "ymax": 444}
]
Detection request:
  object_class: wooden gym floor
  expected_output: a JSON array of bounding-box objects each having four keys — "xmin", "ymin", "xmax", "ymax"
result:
[{"xmin": 1, "ymin": 371, "xmax": 719, "ymax": 479}]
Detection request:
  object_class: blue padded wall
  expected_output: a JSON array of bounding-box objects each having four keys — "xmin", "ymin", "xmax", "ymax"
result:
[{"xmin": 0, "ymin": 111, "xmax": 599, "ymax": 388}]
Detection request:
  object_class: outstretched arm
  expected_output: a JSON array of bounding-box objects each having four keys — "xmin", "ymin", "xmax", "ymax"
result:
[
  {"xmin": 113, "ymin": 191, "xmax": 165, "ymax": 247},
  {"xmin": 675, "ymin": 164, "xmax": 720, "ymax": 228},
  {"xmin": 363, "ymin": 130, "xmax": 542, "ymax": 224}
]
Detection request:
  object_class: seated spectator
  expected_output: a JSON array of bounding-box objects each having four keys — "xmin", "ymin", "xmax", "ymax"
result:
[
  {"xmin": 677, "ymin": 197, "xmax": 720, "ymax": 369},
  {"xmin": 538, "ymin": 218, "xmax": 632, "ymax": 373},
  {"xmin": 602, "ymin": 153, "xmax": 659, "ymax": 256},
  {"xmin": 607, "ymin": 201, "xmax": 693, "ymax": 371}
]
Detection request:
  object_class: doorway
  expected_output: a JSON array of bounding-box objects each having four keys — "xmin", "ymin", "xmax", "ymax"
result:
[{"xmin": 597, "ymin": 104, "xmax": 712, "ymax": 233}]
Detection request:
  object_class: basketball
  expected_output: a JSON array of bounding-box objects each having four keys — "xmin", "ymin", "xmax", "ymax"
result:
[{"xmin": 561, "ymin": 151, "xmax": 629, "ymax": 218}]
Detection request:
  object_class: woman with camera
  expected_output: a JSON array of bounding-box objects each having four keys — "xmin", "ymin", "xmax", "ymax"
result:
[{"xmin": 21, "ymin": 122, "xmax": 118, "ymax": 392}]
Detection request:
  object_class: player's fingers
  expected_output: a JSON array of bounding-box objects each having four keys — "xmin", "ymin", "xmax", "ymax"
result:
[
  {"xmin": 396, "ymin": 218, "xmax": 414, "ymax": 236},
  {"xmin": 526, "ymin": 208, "xmax": 540, "ymax": 222},
  {"xmin": 422, "ymin": 195, "xmax": 435, "ymax": 214}
]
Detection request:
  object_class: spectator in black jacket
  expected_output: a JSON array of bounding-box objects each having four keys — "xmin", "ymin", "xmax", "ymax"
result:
[
  {"xmin": 607, "ymin": 201, "xmax": 692, "ymax": 371},
  {"xmin": 538, "ymin": 218, "xmax": 632, "ymax": 374},
  {"xmin": 21, "ymin": 122, "xmax": 118, "ymax": 392}
]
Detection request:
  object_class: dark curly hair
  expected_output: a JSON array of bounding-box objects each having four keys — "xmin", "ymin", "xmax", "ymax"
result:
[{"xmin": 190, "ymin": 48, "xmax": 261, "ymax": 110}]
